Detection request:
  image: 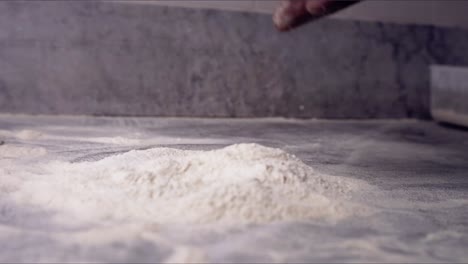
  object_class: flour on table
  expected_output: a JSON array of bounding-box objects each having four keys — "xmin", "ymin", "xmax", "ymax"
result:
[
  {"xmin": 16, "ymin": 130, "xmax": 43, "ymax": 140},
  {"xmin": 0, "ymin": 144, "xmax": 47, "ymax": 158},
  {"xmin": 16, "ymin": 144, "xmax": 367, "ymax": 225},
  {"xmin": 164, "ymin": 246, "xmax": 209, "ymax": 264},
  {"xmin": 0, "ymin": 129, "xmax": 43, "ymax": 141}
]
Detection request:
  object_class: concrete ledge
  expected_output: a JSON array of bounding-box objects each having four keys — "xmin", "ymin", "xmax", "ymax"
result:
[{"xmin": 431, "ymin": 65, "xmax": 468, "ymax": 127}]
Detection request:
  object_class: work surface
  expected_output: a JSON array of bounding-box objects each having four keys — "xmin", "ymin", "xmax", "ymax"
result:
[{"xmin": 1, "ymin": 115, "xmax": 467, "ymax": 263}]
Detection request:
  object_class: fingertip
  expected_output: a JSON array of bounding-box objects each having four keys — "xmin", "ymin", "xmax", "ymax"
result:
[
  {"xmin": 273, "ymin": 11, "xmax": 293, "ymax": 32},
  {"xmin": 305, "ymin": 0, "xmax": 329, "ymax": 15},
  {"xmin": 273, "ymin": 1, "xmax": 293, "ymax": 31}
]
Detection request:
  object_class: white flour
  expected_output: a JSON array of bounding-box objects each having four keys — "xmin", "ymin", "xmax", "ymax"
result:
[
  {"xmin": 0, "ymin": 144, "xmax": 47, "ymax": 158},
  {"xmin": 2, "ymin": 116, "xmax": 467, "ymax": 263},
  {"xmin": 16, "ymin": 143, "xmax": 365, "ymax": 225}
]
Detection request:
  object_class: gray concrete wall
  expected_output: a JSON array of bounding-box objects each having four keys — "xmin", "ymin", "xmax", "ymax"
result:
[
  {"xmin": 0, "ymin": 1, "xmax": 468, "ymax": 118},
  {"xmin": 335, "ymin": 0, "xmax": 468, "ymax": 29}
]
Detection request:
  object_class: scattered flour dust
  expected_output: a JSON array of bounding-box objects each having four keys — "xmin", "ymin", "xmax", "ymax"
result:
[
  {"xmin": 16, "ymin": 143, "xmax": 368, "ymax": 226},
  {"xmin": 0, "ymin": 144, "xmax": 47, "ymax": 158},
  {"xmin": 0, "ymin": 129, "xmax": 43, "ymax": 140},
  {"xmin": 164, "ymin": 246, "xmax": 209, "ymax": 264},
  {"xmin": 16, "ymin": 130, "xmax": 43, "ymax": 140}
]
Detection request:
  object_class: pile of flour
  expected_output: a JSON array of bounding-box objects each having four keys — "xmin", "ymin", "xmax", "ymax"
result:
[{"xmin": 16, "ymin": 144, "xmax": 365, "ymax": 225}]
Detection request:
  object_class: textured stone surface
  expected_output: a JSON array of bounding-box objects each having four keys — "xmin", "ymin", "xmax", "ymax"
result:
[
  {"xmin": 1, "ymin": 115, "xmax": 468, "ymax": 262},
  {"xmin": 1, "ymin": 2, "xmax": 468, "ymax": 118}
]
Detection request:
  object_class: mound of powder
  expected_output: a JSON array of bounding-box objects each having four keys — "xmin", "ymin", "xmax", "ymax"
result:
[{"xmin": 17, "ymin": 144, "xmax": 366, "ymax": 225}]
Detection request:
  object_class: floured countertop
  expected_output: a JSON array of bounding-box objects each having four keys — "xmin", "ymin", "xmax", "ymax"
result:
[{"xmin": 0, "ymin": 114, "xmax": 468, "ymax": 263}]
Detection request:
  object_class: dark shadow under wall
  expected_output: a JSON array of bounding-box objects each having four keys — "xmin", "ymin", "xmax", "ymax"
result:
[{"xmin": 0, "ymin": 1, "xmax": 467, "ymax": 118}]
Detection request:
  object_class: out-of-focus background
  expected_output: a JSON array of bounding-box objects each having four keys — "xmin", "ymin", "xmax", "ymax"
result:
[
  {"xmin": 140, "ymin": 0, "xmax": 468, "ymax": 28},
  {"xmin": 1, "ymin": 0, "xmax": 467, "ymax": 122}
]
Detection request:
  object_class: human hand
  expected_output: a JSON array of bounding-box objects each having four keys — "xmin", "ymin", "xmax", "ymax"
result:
[{"xmin": 273, "ymin": 0, "xmax": 360, "ymax": 31}]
